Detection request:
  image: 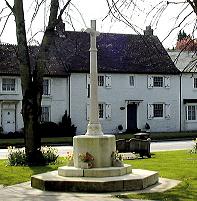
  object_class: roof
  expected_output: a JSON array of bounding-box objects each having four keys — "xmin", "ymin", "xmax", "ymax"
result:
[
  {"xmin": 55, "ymin": 31, "xmax": 180, "ymax": 74},
  {"xmin": 0, "ymin": 31, "xmax": 180, "ymax": 76},
  {"xmin": 168, "ymin": 50, "xmax": 197, "ymax": 72},
  {"xmin": 0, "ymin": 44, "xmax": 69, "ymax": 77}
]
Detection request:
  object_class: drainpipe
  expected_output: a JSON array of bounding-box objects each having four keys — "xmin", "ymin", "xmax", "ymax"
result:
[
  {"xmin": 68, "ymin": 74, "xmax": 71, "ymax": 116},
  {"xmin": 180, "ymin": 73, "xmax": 182, "ymax": 132}
]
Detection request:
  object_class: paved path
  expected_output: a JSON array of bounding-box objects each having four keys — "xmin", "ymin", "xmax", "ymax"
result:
[
  {"xmin": 0, "ymin": 177, "xmax": 180, "ymax": 201},
  {"xmin": 150, "ymin": 140, "xmax": 194, "ymax": 152},
  {"xmin": 0, "ymin": 140, "xmax": 195, "ymax": 159}
]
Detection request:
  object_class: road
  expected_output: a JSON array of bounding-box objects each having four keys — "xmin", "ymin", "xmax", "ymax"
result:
[{"xmin": 0, "ymin": 140, "xmax": 195, "ymax": 159}]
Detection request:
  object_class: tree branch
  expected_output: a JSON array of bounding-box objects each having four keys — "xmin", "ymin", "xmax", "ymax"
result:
[
  {"xmin": 57, "ymin": 0, "xmax": 72, "ymax": 23},
  {"xmin": 4, "ymin": 0, "xmax": 14, "ymax": 13},
  {"xmin": 0, "ymin": 12, "xmax": 12, "ymax": 37}
]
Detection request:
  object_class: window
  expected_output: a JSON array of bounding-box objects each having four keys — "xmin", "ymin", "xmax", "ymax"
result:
[
  {"xmin": 129, "ymin": 76, "xmax": 135, "ymax": 87},
  {"xmin": 153, "ymin": 76, "xmax": 163, "ymax": 87},
  {"xmin": 153, "ymin": 104, "xmax": 163, "ymax": 118},
  {"xmin": 43, "ymin": 79, "xmax": 50, "ymax": 95},
  {"xmin": 87, "ymin": 84, "xmax": 90, "ymax": 98},
  {"xmin": 98, "ymin": 75, "xmax": 104, "ymax": 86},
  {"xmin": 98, "ymin": 104, "xmax": 104, "ymax": 118},
  {"xmin": 2, "ymin": 78, "xmax": 15, "ymax": 91},
  {"xmin": 41, "ymin": 106, "xmax": 50, "ymax": 122},
  {"xmin": 186, "ymin": 105, "xmax": 196, "ymax": 120},
  {"xmin": 194, "ymin": 78, "xmax": 197, "ymax": 88},
  {"xmin": 87, "ymin": 103, "xmax": 111, "ymax": 120}
]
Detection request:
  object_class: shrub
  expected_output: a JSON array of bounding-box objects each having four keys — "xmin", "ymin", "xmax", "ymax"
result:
[
  {"xmin": 7, "ymin": 146, "xmax": 59, "ymax": 166},
  {"xmin": 0, "ymin": 130, "xmax": 24, "ymax": 139},
  {"xmin": 41, "ymin": 146, "xmax": 59, "ymax": 164},
  {"xmin": 7, "ymin": 146, "xmax": 27, "ymax": 166},
  {"xmin": 39, "ymin": 122, "xmax": 60, "ymax": 137},
  {"xmin": 58, "ymin": 110, "xmax": 77, "ymax": 137}
]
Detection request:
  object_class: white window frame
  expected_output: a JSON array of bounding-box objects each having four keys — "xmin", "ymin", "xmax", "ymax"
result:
[
  {"xmin": 43, "ymin": 78, "xmax": 51, "ymax": 96},
  {"xmin": 148, "ymin": 103, "xmax": 171, "ymax": 120},
  {"xmin": 153, "ymin": 76, "xmax": 164, "ymax": 87},
  {"xmin": 87, "ymin": 103, "xmax": 112, "ymax": 120},
  {"xmin": 129, "ymin": 75, "xmax": 135, "ymax": 87},
  {"xmin": 98, "ymin": 75, "xmax": 105, "ymax": 87},
  {"xmin": 186, "ymin": 104, "xmax": 197, "ymax": 121},
  {"xmin": 1, "ymin": 77, "xmax": 17, "ymax": 94},
  {"xmin": 153, "ymin": 103, "xmax": 164, "ymax": 118},
  {"xmin": 41, "ymin": 106, "xmax": 51, "ymax": 122},
  {"xmin": 98, "ymin": 103, "xmax": 105, "ymax": 119}
]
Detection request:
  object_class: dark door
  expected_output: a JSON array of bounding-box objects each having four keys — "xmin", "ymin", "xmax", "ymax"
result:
[{"xmin": 127, "ymin": 104, "xmax": 137, "ymax": 132}]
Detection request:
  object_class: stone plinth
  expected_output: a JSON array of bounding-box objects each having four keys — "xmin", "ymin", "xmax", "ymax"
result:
[
  {"xmin": 58, "ymin": 164, "xmax": 132, "ymax": 177},
  {"xmin": 31, "ymin": 169, "xmax": 159, "ymax": 192},
  {"xmin": 73, "ymin": 135, "xmax": 116, "ymax": 168}
]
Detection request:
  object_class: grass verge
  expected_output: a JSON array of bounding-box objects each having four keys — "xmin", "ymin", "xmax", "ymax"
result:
[
  {"xmin": 117, "ymin": 150, "xmax": 197, "ymax": 201},
  {"xmin": 0, "ymin": 137, "xmax": 73, "ymax": 148},
  {"xmin": 0, "ymin": 157, "xmax": 67, "ymax": 186}
]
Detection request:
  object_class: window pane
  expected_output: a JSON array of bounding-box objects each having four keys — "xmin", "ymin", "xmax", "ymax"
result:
[
  {"xmin": 2, "ymin": 78, "xmax": 15, "ymax": 91},
  {"xmin": 43, "ymin": 79, "xmax": 49, "ymax": 95},
  {"xmin": 98, "ymin": 104, "xmax": 104, "ymax": 118},
  {"xmin": 194, "ymin": 78, "xmax": 197, "ymax": 88},
  {"xmin": 98, "ymin": 76, "xmax": 104, "ymax": 86},
  {"xmin": 188, "ymin": 105, "xmax": 196, "ymax": 120},
  {"xmin": 153, "ymin": 77, "xmax": 163, "ymax": 87},
  {"xmin": 41, "ymin": 107, "xmax": 50, "ymax": 122},
  {"xmin": 153, "ymin": 104, "xmax": 163, "ymax": 117}
]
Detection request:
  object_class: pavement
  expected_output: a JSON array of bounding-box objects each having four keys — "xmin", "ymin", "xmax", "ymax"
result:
[
  {"xmin": 0, "ymin": 177, "xmax": 181, "ymax": 201},
  {"xmin": 0, "ymin": 140, "xmax": 193, "ymax": 201}
]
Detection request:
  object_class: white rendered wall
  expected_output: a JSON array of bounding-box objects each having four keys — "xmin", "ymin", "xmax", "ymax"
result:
[
  {"xmin": 41, "ymin": 77, "xmax": 69, "ymax": 124},
  {"xmin": 181, "ymin": 73, "xmax": 197, "ymax": 131},
  {"xmin": 0, "ymin": 76, "xmax": 69, "ymax": 132},
  {"xmin": 70, "ymin": 73, "xmax": 180, "ymax": 134}
]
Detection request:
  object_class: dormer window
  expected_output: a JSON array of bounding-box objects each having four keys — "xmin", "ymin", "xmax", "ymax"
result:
[{"xmin": 2, "ymin": 78, "xmax": 16, "ymax": 92}]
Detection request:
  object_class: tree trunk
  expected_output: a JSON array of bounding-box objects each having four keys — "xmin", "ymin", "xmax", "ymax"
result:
[
  {"xmin": 13, "ymin": 0, "xmax": 70, "ymax": 165},
  {"xmin": 14, "ymin": 0, "xmax": 43, "ymax": 164}
]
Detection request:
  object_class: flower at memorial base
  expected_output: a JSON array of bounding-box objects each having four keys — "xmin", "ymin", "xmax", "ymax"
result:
[{"xmin": 79, "ymin": 152, "xmax": 94, "ymax": 163}]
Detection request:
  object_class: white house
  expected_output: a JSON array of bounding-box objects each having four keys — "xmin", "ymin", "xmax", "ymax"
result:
[
  {"xmin": 169, "ymin": 50, "xmax": 197, "ymax": 131},
  {"xmin": 0, "ymin": 44, "xmax": 69, "ymax": 133},
  {"xmin": 0, "ymin": 26, "xmax": 182, "ymax": 135}
]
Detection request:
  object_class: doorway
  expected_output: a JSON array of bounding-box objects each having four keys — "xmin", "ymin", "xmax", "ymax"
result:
[
  {"xmin": 2, "ymin": 109, "xmax": 15, "ymax": 133},
  {"xmin": 127, "ymin": 103, "xmax": 138, "ymax": 132}
]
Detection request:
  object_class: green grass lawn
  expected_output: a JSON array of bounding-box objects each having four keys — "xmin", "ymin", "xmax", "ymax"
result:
[
  {"xmin": 0, "ymin": 150, "xmax": 196, "ymax": 201},
  {"xmin": 117, "ymin": 150, "xmax": 197, "ymax": 201},
  {"xmin": 0, "ymin": 158, "xmax": 67, "ymax": 186}
]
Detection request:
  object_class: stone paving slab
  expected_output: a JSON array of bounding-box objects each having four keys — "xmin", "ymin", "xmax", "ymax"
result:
[{"xmin": 0, "ymin": 177, "xmax": 181, "ymax": 201}]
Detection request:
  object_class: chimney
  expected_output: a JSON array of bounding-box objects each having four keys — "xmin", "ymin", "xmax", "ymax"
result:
[
  {"xmin": 144, "ymin": 26, "xmax": 153, "ymax": 36},
  {"xmin": 56, "ymin": 18, "xmax": 65, "ymax": 33}
]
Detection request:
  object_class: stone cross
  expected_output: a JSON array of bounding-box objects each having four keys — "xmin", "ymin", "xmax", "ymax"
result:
[{"xmin": 85, "ymin": 20, "xmax": 103, "ymax": 136}]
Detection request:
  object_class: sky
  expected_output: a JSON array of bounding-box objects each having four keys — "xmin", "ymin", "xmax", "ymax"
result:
[{"xmin": 0, "ymin": 0, "xmax": 196, "ymax": 48}]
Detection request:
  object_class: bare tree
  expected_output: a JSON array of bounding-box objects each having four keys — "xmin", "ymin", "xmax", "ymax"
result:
[{"xmin": 3, "ymin": 0, "xmax": 71, "ymax": 165}]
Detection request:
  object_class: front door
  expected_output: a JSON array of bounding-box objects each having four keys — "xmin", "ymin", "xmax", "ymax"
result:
[
  {"xmin": 127, "ymin": 104, "xmax": 137, "ymax": 132},
  {"xmin": 2, "ymin": 109, "xmax": 15, "ymax": 133}
]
